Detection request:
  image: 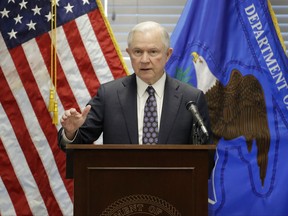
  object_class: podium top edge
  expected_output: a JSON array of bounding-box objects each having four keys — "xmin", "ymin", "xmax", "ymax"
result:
[{"xmin": 66, "ymin": 144, "xmax": 216, "ymax": 150}]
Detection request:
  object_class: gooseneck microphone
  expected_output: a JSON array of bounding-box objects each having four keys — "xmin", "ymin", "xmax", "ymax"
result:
[{"xmin": 185, "ymin": 101, "xmax": 209, "ymax": 138}]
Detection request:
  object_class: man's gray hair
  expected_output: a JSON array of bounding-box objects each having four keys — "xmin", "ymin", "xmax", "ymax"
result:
[{"xmin": 127, "ymin": 21, "xmax": 170, "ymax": 50}]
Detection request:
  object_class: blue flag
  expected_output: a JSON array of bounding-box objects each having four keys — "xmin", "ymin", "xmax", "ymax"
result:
[{"xmin": 166, "ymin": 0, "xmax": 288, "ymax": 215}]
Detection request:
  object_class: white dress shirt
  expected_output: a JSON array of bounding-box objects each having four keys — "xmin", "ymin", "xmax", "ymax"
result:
[{"xmin": 136, "ymin": 73, "xmax": 166, "ymax": 144}]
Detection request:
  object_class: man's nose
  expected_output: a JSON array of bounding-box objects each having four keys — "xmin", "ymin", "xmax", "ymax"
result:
[{"xmin": 140, "ymin": 52, "xmax": 150, "ymax": 63}]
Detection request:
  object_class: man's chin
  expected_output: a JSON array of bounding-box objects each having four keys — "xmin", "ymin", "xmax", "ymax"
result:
[{"xmin": 139, "ymin": 75, "xmax": 154, "ymax": 85}]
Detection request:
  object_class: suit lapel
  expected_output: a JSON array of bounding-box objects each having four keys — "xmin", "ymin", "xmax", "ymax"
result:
[
  {"xmin": 117, "ymin": 74, "xmax": 139, "ymax": 144},
  {"xmin": 158, "ymin": 76, "xmax": 183, "ymax": 143}
]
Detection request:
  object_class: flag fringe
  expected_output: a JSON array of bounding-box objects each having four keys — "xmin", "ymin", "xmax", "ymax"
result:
[
  {"xmin": 48, "ymin": 87, "xmax": 55, "ymax": 112},
  {"xmin": 268, "ymin": 0, "xmax": 287, "ymax": 55},
  {"xmin": 96, "ymin": 0, "xmax": 130, "ymax": 75},
  {"xmin": 53, "ymin": 100, "xmax": 58, "ymax": 125}
]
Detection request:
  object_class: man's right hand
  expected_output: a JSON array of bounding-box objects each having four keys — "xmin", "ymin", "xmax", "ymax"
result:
[{"xmin": 60, "ymin": 105, "xmax": 91, "ymax": 140}]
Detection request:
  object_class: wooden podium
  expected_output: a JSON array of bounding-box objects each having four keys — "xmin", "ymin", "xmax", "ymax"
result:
[{"xmin": 66, "ymin": 144, "xmax": 215, "ymax": 216}]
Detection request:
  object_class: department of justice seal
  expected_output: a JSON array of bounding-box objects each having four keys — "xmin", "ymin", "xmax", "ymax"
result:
[{"xmin": 101, "ymin": 194, "xmax": 181, "ymax": 216}]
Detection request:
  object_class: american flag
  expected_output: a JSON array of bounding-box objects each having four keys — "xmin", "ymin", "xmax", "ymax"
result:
[{"xmin": 0, "ymin": 0, "xmax": 127, "ymax": 215}]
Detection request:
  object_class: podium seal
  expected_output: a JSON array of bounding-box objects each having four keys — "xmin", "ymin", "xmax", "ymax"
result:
[{"xmin": 101, "ymin": 194, "xmax": 181, "ymax": 216}]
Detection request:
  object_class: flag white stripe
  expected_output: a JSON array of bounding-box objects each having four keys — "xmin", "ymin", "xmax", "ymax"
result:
[
  {"xmin": 20, "ymin": 38, "xmax": 65, "ymax": 132},
  {"xmin": 0, "ymin": 105, "xmax": 48, "ymax": 216},
  {"xmin": 21, "ymin": 39, "xmax": 51, "ymax": 105},
  {"xmin": 76, "ymin": 14, "xmax": 114, "ymax": 84},
  {"xmin": 19, "ymin": 37, "xmax": 65, "ymax": 131},
  {"xmin": 22, "ymin": 40, "xmax": 73, "ymax": 215},
  {"xmin": 0, "ymin": 40, "xmax": 22, "ymax": 95},
  {"xmin": 55, "ymin": 27, "xmax": 91, "ymax": 109},
  {"xmin": 0, "ymin": 177, "xmax": 16, "ymax": 216}
]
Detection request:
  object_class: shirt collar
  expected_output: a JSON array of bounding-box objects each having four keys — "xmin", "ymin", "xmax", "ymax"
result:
[{"xmin": 136, "ymin": 73, "xmax": 166, "ymax": 98}]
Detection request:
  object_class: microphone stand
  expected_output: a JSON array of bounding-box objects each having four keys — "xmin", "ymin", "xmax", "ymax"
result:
[{"xmin": 191, "ymin": 122, "xmax": 208, "ymax": 144}]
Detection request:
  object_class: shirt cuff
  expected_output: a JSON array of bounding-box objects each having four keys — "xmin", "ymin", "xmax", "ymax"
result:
[{"xmin": 62, "ymin": 129, "xmax": 78, "ymax": 143}]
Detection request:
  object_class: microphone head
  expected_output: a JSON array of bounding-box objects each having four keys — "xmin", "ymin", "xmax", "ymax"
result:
[{"xmin": 185, "ymin": 101, "xmax": 196, "ymax": 110}]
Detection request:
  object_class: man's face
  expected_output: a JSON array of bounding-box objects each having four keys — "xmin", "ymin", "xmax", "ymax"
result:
[{"xmin": 126, "ymin": 30, "xmax": 173, "ymax": 85}]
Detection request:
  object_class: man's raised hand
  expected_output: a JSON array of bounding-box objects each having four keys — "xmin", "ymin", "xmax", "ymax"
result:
[{"xmin": 60, "ymin": 105, "xmax": 91, "ymax": 140}]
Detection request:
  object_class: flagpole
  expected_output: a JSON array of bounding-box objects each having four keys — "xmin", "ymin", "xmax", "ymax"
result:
[{"xmin": 49, "ymin": 0, "xmax": 58, "ymax": 124}]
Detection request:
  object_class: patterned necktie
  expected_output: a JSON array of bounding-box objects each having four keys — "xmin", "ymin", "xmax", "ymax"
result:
[{"xmin": 143, "ymin": 86, "xmax": 158, "ymax": 144}]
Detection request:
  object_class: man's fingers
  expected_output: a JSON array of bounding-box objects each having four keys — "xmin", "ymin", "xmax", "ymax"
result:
[
  {"xmin": 61, "ymin": 108, "xmax": 76, "ymax": 120},
  {"xmin": 65, "ymin": 108, "xmax": 77, "ymax": 116},
  {"xmin": 61, "ymin": 106, "xmax": 89, "ymax": 124},
  {"xmin": 69, "ymin": 108, "xmax": 77, "ymax": 115},
  {"xmin": 82, "ymin": 105, "xmax": 91, "ymax": 118}
]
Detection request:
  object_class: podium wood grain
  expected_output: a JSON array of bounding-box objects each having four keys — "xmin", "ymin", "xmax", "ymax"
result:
[{"xmin": 66, "ymin": 144, "xmax": 215, "ymax": 216}]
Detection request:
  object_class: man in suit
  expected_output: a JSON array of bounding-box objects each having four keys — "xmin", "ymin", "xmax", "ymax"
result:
[{"xmin": 58, "ymin": 21, "xmax": 212, "ymax": 150}]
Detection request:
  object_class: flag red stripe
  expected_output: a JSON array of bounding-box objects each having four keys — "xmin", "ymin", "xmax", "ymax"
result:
[
  {"xmin": 35, "ymin": 34, "xmax": 81, "ymax": 111},
  {"xmin": 62, "ymin": 20, "xmax": 100, "ymax": 97},
  {"xmin": 0, "ymin": 70, "xmax": 32, "ymax": 216},
  {"xmin": 9, "ymin": 46, "xmax": 63, "ymax": 215},
  {"xmin": 88, "ymin": 10, "xmax": 127, "ymax": 79},
  {"xmin": 0, "ymin": 139, "xmax": 31, "ymax": 216}
]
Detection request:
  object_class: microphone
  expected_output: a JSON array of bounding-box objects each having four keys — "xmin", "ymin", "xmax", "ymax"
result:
[{"xmin": 185, "ymin": 101, "xmax": 209, "ymax": 138}]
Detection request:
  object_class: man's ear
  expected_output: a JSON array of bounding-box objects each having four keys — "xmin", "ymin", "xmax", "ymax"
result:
[{"xmin": 166, "ymin": 48, "xmax": 173, "ymax": 60}]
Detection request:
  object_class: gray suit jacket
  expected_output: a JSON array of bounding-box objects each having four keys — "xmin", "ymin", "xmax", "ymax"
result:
[{"xmin": 58, "ymin": 73, "xmax": 212, "ymax": 149}]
